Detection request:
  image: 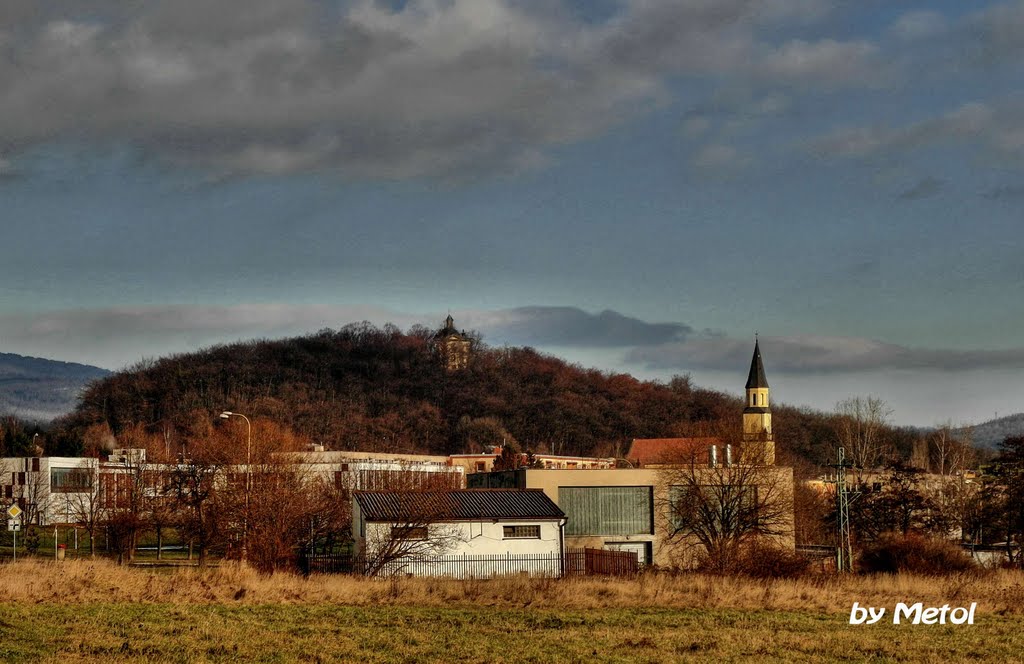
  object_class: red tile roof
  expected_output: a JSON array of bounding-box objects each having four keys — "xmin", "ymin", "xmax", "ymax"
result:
[{"xmin": 627, "ymin": 438, "xmax": 720, "ymax": 466}]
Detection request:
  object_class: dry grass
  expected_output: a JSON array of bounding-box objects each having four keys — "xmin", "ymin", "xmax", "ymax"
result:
[
  {"xmin": 1, "ymin": 558, "xmax": 1022, "ymax": 616},
  {"xmin": 2, "ymin": 561, "xmax": 1022, "ymax": 662}
]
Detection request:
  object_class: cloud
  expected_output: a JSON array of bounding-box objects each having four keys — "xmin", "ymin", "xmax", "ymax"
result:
[
  {"xmin": 690, "ymin": 143, "xmax": 752, "ymax": 173},
  {"xmin": 756, "ymin": 38, "xmax": 885, "ymax": 87},
  {"xmin": 0, "ymin": 304, "xmax": 415, "ymax": 369},
  {"xmin": 6, "ymin": 304, "xmax": 1024, "ymax": 400},
  {"xmin": 0, "ymin": 1, "xmax": 663, "ymax": 179},
  {"xmin": 982, "ymin": 183, "xmax": 1024, "ymax": 199},
  {"xmin": 898, "ymin": 176, "xmax": 945, "ymax": 200},
  {"xmin": 628, "ymin": 334, "xmax": 1024, "ymax": 374},
  {"xmin": 0, "ymin": 0, "xmax": 905, "ymax": 180},
  {"xmin": 888, "ymin": 11, "xmax": 948, "ymax": 42},
  {"xmin": 464, "ymin": 307, "xmax": 692, "ymax": 348},
  {"xmin": 807, "ymin": 99, "xmax": 1024, "ymax": 162},
  {"xmin": 0, "ymin": 303, "xmax": 692, "ymax": 369},
  {"xmin": 963, "ymin": 1, "xmax": 1024, "ymax": 64}
]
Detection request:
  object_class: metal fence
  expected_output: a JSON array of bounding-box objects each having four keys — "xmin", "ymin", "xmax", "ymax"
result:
[{"xmin": 300, "ymin": 547, "xmax": 638, "ymax": 579}]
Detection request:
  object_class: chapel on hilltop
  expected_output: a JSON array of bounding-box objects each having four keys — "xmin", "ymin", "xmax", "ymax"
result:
[{"xmin": 433, "ymin": 314, "xmax": 472, "ymax": 371}]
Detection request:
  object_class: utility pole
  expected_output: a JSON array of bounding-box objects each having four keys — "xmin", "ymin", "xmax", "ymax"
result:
[{"xmin": 826, "ymin": 447, "xmax": 859, "ymax": 573}]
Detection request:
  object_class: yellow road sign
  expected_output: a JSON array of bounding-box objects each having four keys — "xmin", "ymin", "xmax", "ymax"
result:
[{"xmin": 7, "ymin": 504, "xmax": 22, "ymax": 520}]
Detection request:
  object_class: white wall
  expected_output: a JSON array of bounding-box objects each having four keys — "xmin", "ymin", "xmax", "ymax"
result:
[
  {"xmin": 359, "ymin": 518, "xmax": 564, "ymax": 577},
  {"xmin": 1, "ymin": 456, "xmax": 98, "ymax": 526}
]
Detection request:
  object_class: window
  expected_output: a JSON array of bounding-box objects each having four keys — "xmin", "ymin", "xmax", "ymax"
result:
[
  {"xmin": 561, "ymin": 486, "xmax": 653, "ymax": 536},
  {"xmin": 475, "ymin": 462, "xmax": 486, "ymax": 472},
  {"xmin": 669, "ymin": 484, "xmax": 759, "ymax": 532},
  {"xmin": 51, "ymin": 468, "xmax": 93, "ymax": 493},
  {"xmin": 391, "ymin": 526, "xmax": 428, "ymax": 540},
  {"xmin": 31, "ymin": 458, "xmax": 40, "ymax": 472},
  {"xmin": 503, "ymin": 525, "xmax": 540, "ymax": 539}
]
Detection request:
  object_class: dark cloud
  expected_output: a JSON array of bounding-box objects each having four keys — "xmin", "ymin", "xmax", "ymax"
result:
[
  {"xmin": 5, "ymin": 304, "xmax": 1024, "ymax": 377},
  {"xmin": 0, "ymin": 303, "xmax": 691, "ymax": 368},
  {"xmin": 0, "ymin": 0, "xmax": 895, "ymax": 180},
  {"xmin": 982, "ymin": 183, "xmax": 1024, "ymax": 199},
  {"xmin": 467, "ymin": 307, "xmax": 692, "ymax": 348},
  {"xmin": 898, "ymin": 176, "xmax": 945, "ymax": 200},
  {"xmin": 628, "ymin": 335, "xmax": 1024, "ymax": 374}
]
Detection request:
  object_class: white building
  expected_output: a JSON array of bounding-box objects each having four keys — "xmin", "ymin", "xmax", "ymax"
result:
[
  {"xmin": 353, "ymin": 489, "xmax": 566, "ymax": 577},
  {"xmin": 287, "ymin": 449, "xmax": 465, "ymax": 491},
  {"xmin": 1, "ymin": 456, "xmax": 98, "ymax": 526}
]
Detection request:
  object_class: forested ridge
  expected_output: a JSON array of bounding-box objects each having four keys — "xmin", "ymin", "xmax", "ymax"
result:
[
  {"xmin": 0, "ymin": 352, "xmax": 109, "ymax": 422},
  {"xmin": 46, "ymin": 323, "xmax": 924, "ymax": 468}
]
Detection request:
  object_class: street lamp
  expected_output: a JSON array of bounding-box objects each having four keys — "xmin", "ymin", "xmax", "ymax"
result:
[{"xmin": 219, "ymin": 411, "xmax": 251, "ymax": 563}]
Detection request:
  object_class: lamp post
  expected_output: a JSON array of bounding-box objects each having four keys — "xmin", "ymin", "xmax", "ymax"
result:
[{"xmin": 219, "ymin": 411, "xmax": 251, "ymax": 563}]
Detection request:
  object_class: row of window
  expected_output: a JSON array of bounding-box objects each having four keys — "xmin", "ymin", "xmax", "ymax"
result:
[{"xmin": 390, "ymin": 524, "xmax": 543, "ymax": 541}]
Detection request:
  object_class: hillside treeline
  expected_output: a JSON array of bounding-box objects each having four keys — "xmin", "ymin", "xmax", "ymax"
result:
[
  {"xmin": 46, "ymin": 323, "xmax": 936, "ymax": 470},
  {"xmin": 53, "ymin": 323, "xmax": 739, "ymax": 459}
]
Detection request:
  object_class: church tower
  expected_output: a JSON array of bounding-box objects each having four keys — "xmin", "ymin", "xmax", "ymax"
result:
[{"xmin": 742, "ymin": 339, "xmax": 775, "ymax": 464}]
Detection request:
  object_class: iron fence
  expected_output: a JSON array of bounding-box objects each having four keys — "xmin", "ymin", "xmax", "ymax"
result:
[{"xmin": 300, "ymin": 546, "xmax": 638, "ymax": 578}]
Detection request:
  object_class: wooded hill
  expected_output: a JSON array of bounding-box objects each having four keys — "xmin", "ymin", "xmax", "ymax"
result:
[
  {"xmin": 0, "ymin": 352, "xmax": 109, "ymax": 422},
  {"xmin": 50, "ymin": 323, "xmax": 924, "ymax": 469}
]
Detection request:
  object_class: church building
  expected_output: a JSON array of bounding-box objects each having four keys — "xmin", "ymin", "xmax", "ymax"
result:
[{"xmin": 433, "ymin": 314, "xmax": 472, "ymax": 371}]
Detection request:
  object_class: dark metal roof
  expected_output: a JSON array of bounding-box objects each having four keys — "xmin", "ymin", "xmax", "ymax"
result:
[
  {"xmin": 355, "ymin": 489, "xmax": 565, "ymax": 522},
  {"xmin": 433, "ymin": 314, "xmax": 468, "ymax": 339},
  {"xmin": 745, "ymin": 340, "xmax": 769, "ymax": 389}
]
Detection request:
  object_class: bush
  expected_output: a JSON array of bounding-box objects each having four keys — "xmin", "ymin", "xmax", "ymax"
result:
[
  {"xmin": 734, "ymin": 542, "xmax": 812, "ymax": 579},
  {"xmin": 859, "ymin": 533, "xmax": 975, "ymax": 574},
  {"xmin": 694, "ymin": 541, "xmax": 811, "ymax": 578}
]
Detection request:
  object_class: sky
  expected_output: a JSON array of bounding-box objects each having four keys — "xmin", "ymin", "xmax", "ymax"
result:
[{"xmin": 1, "ymin": 0, "xmax": 1023, "ymax": 427}]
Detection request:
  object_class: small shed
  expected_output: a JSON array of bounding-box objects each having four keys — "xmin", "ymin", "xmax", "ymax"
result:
[{"xmin": 353, "ymin": 489, "xmax": 566, "ymax": 577}]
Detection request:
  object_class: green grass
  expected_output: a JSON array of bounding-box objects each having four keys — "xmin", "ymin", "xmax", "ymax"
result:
[
  {"xmin": 0, "ymin": 527, "xmax": 196, "ymax": 562},
  {"xmin": 0, "ymin": 603, "xmax": 1019, "ymax": 663}
]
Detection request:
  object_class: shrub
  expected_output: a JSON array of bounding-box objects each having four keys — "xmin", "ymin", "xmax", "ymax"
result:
[
  {"xmin": 859, "ymin": 533, "xmax": 975, "ymax": 574},
  {"xmin": 734, "ymin": 542, "xmax": 812, "ymax": 579},
  {"xmin": 694, "ymin": 541, "xmax": 811, "ymax": 578}
]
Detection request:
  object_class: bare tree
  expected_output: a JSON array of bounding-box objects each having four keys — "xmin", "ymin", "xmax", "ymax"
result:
[
  {"xmin": 356, "ymin": 490, "xmax": 465, "ymax": 577},
  {"xmin": 929, "ymin": 422, "xmax": 974, "ymax": 478},
  {"xmin": 100, "ymin": 453, "xmax": 150, "ymax": 564},
  {"xmin": 167, "ymin": 441, "xmax": 227, "ymax": 566},
  {"xmin": 69, "ymin": 478, "xmax": 103, "ymax": 558},
  {"xmin": 659, "ymin": 433, "xmax": 794, "ymax": 572},
  {"xmin": 834, "ymin": 396, "xmax": 893, "ymax": 477},
  {"xmin": 244, "ymin": 459, "xmax": 325, "ymax": 573}
]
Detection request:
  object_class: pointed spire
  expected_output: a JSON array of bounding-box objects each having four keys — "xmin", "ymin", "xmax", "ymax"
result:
[
  {"xmin": 745, "ymin": 339, "xmax": 768, "ymax": 389},
  {"xmin": 444, "ymin": 313, "xmax": 455, "ymax": 330}
]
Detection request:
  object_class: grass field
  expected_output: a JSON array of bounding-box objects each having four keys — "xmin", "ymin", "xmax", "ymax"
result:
[{"xmin": 1, "ymin": 560, "xmax": 1021, "ymax": 662}]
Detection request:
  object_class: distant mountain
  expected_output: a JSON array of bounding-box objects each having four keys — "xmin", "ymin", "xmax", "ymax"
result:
[
  {"xmin": 963, "ymin": 413, "xmax": 1024, "ymax": 450},
  {"xmin": 0, "ymin": 352, "xmax": 110, "ymax": 421}
]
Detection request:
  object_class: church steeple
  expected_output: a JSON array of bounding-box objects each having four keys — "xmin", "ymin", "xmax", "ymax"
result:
[
  {"xmin": 742, "ymin": 339, "xmax": 772, "ymax": 445},
  {"xmin": 745, "ymin": 339, "xmax": 769, "ymax": 390}
]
